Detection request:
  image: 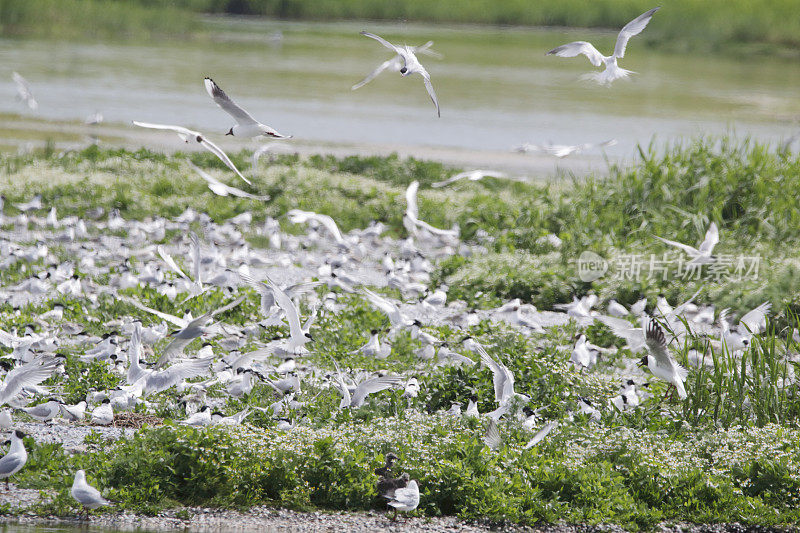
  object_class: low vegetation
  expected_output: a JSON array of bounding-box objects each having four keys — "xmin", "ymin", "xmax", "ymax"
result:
[{"xmin": 2, "ymin": 141, "xmax": 800, "ymax": 528}]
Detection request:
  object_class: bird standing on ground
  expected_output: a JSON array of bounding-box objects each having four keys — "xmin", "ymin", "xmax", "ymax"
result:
[
  {"xmin": 0, "ymin": 430, "xmax": 27, "ymax": 490},
  {"xmin": 546, "ymin": 7, "xmax": 660, "ymax": 85},
  {"xmin": 71, "ymin": 469, "xmax": 113, "ymax": 518}
]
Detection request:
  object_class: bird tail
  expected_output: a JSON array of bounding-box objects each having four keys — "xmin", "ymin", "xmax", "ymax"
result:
[{"xmin": 675, "ymin": 380, "xmax": 688, "ymax": 400}]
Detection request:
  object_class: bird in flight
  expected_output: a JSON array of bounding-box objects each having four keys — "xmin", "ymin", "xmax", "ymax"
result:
[{"xmin": 546, "ymin": 7, "xmax": 660, "ymax": 85}]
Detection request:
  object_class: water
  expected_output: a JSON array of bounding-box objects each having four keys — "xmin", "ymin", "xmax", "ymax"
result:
[{"xmin": 0, "ymin": 18, "xmax": 798, "ymax": 172}]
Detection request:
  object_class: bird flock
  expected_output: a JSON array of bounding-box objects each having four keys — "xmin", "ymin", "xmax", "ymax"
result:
[{"xmin": 0, "ymin": 6, "xmax": 781, "ymax": 522}]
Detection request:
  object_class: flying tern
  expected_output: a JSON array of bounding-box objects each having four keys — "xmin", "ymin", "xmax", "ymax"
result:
[
  {"xmin": 360, "ymin": 31, "xmax": 441, "ymax": 117},
  {"xmin": 132, "ymin": 121, "xmax": 251, "ymax": 185},
  {"xmin": 546, "ymin": 7, "xmax": 660, "ymax": 85},
  {"xmin": 204, "ymin": 77, "xmax": 291, "ymax": 139}
]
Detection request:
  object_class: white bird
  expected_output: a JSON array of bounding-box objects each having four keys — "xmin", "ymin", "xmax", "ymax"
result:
[
  {"xmin": 180, "ymin": 405, "xmax": 212, "ymax": 426},
  {"xmin": 239, "ymin": 273, "xmax": 312, "ymax": 353},
  {"xmin": 546, "ymin": 7, "xmax": 660, "ymax": 85},
  {"xmin": 188, "ymin": 162, "xmax": 268, "ymax": 200},
  {"xmin": 251, "ymin": 142, "xmax": 292, "ymax": 168},
  {"xmin": 477, "ymin": 346, "xmax": 527, "ymax": 407},
  {"xmin": 720, "ymin": 302, "xmax": 771, "ymax": 351},
  {"xmin": 12, "ymin": 72, "xmax": 37, "ymax": 110},
  {"xmin": 362, "ymin": 289, "xmax": 411, "ymax": 329},
  {"xmin": 332, "ymin": 360, "xmax": 403, "ymax": 408},
  {"xmin": 384, "ymin": 479, "xmax": 420, "ymax": 516},
  {"xmin": 0, "ymin": 356, "xmax": 60, "ymax": 407},
  {"xmin": 360, "ymin": 31, "xmax": 440, "ymax": 117},
  {"xmin": 465, "ymin": 396, "xmax": 480, "ymax": 417},
  {"xmin": 655, "ymin": 222, "xmax": 719, "ymax": 265},
  {"xmin": 353, "ymin": 40, "xmax": 440, "ymax": 90},
  {"xmin": 90, "ymin": 399, "xmax": 114, "ymax": 425},
  {"xmin": 20, "ymin": 399, "xmax": 61, "ymax": 422},
  {"xmin": 0, "ymin": 430, "xmax": 27, "ymax": 489},
  {"xmin": 71, "ymin": 469, "xmax": 112, "ymax": 515},
  {"xmin": 59, "ymin": 401, "xmax": 87, "ymax": 422},
  {"xmin": 132, "ymin": 121, "xmax": 251, "ymax": 185},
  {"xmin": 401, "ymin": 378, "xmax": 419, "ymax": 399},
  {"xmin": 287, "ymin": 209, "xmax": 345, "ymax": 245},
  {"xmin": 431, "ymin": 169, "xmax": 506, "ymax": 188},
  {"xmin": 353, "ymin": 330, "xmax": 391, "ymax": 359},
  {"xmin": 606, "ymin": 299, "xmax": 629, "ymax": 317},
  {"xmin": 570, "ymin": 334, "xmax": 597, "ymax": 370},
  {"xmin": 515, "ymin": 139, "xmax": 617, "ymax": 158},
  {"xmin": 204, "ymin": 77, "xmax": 291, "ymax": 139},
  {"xmin": 642, "ymin": 320, "xmax": 688, "ymax": 400}
]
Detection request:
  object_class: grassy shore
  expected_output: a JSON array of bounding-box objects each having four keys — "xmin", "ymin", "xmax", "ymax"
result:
[
  {"xmin": 2, "ymin": 142, "xmax": 800, "ymax": 527},
  {"xmin": 1, "ymin": 0, "xmax": 799, "ymax": 52}
]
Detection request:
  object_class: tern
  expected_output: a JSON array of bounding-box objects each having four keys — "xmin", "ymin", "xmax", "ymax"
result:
[
  {"xmin": 641, "ymin": 320, "xmax": 688, "ymax": 400},
  {"xmin": 352, "ymin": 40, "xmax": 441, "ymax": 90},
  {"xmin": 515, "ymin": 139, "xmax": 617, "ymax": 158},
  {"xmin": 384, "ymin": 478, "xmax": 419, "ymax": 519},
  {"xmin": 12, "ymin": 72, "xmax": 37, "ymax": 110},
  {"xmin": 655, "ymin": 222, "xmax": 718, "ymax": 265},
  {"xmin": 188, "ymin": 162, "xmax": 269, "ymax": 200},
  {"xmin": 360, "ymin": 31, "xmax": 440, "ymax": 117},
  {"xmin": 546, "ymin": 7, "xmax": 660, "ymax": 85},
  {"xmin": 0, "ymin": 430, "xmax": 27, "ymax": 489},
  {"xmin": 432, "ymin": 170, "xmax": 506, "ymax": 188},
  {"xmin": 132, "ymin": 121, "xmax": 251, "ymax": 185},
  {"xmin": 204, "ymin": 77, "xmax": 291, "ymax": 139},
  {"xmin": 720, "ymin": 302, "xmax": 771, "ymax": 351},
  {"xmin": 71, "ymin": 469, "xmax": 113, "ymax": 518}
]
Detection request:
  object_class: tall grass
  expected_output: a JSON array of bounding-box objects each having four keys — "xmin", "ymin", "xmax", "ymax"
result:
[{"xmin": 0, "ymin": 0, "xmax": 198, "ymax": 40}]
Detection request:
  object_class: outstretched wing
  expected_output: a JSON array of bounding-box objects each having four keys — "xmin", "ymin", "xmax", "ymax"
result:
[
  {"xmin": 204, "ymin": 77, "xmax": 258, "ymax": 126},
  {"xmin": 547, "ymin": 41, "xmax": 604, "ymax": 67},
  {"xmin": 614, "ymin": 7, "xmax": 660, "ymax": 59}
]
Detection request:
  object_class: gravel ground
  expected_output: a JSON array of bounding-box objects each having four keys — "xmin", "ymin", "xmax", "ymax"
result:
[{"xmin": 2, "ymin": 510, "xmax": 797, "ymax": 533}]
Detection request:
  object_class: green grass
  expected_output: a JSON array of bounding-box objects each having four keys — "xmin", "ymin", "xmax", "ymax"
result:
[{"xmin": 3, "ymin": 142, "xmax": 800, "ymax": 527}]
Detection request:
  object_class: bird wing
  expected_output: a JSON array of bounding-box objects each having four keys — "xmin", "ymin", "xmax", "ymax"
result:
[
  {"xmin": 431, "ymin": 174, "xmax": 466, "ymax": 188},
  {"xmin": 739, "ymin": 302, "xmax": 771, "ymax": 334},
  {"xmin": 390, "ymin": 480, "xmax": 419, "ymax": 506},
  {"xmin": 698, "ymin": 222, "xmax": 719, "ymax": 254},
  {"xmin": 132, "ymin": 121, "xmax": 197, "ymax": 140},
  {"xmin": 350, "ymin": 375, "xmax": 403, "ymax": 406},
  {"xmin": 416, "ymin": 41, "xmax": 442, "ymax": 58},
  {"xmin": 645, "ymin": 320, "xmax": 671, "ymax": 367},
  {"xmin": 362, "ymin": 289, "xmax": 402, "ymax": 326},
  {"xmin": 477, "ymin": 346, "xmax": 509, "ymax": 405},
  {"xmin": 483, "ymin": 419, "xmax": 501, "ymax": 450},
  {"xmin": 352, "ymin": 57, "xmax": 398, "ymax": 90},
  {"xmin": 145, "ymin": 356, "xmax": 213, "ymax": 394},
  {"xmin": 421, "ymin": 71, "xmax": 441, "ymax": 118},
  {"xmin": 188, "ymin": 161, "xmax": 229, "ymax": 195},
  {"xmin": 654, "ymin": 235, "xmax": 700, "ymax": 257},
  {"xmin": 360, "ymin": 31, "xmax": 402, "ymax": 55},
  {"xmin": 285, "ymin": 281, "xmax": 324, "ymax": 299},
  {"xmin": 263, "ymin": 275, "xmax": 305, "ymax": 343},
  {"xmin": 614, "ymin": 7, "xmax": 660, "ymax": 59},
  {"xmin": 309, "ymin": 213, "xmax": 345, "ymax": 243},
  {"xmin": 524, "ymin": 422, "xmax": 557, "ymax": 449},
  {"xmin": 72, "ymin": 485, "xmax": 106, "ymax": 505},
  {"xmin": 120, "ymin": 296, "xmax": 188, "ymax": 328},
  {"xmin": 190, "ymin": 232, "xmax": 202, "ymax": 285},
  {"xmin": 405, "ymin": 181, "xmax": 420, "ymax": 219},
  {"xmin": 331, "ymin": 358, "xmax": 352, "ymax": 408},
  {"xmin": 196, "ymin": 136, "xmax": 252, "ymax": 185},
  {"xmin": 157, "ymin": 245, "xmax": 190, "ymax": 281},
  {"xmin": 0, "ymin": 453, "xmax": 26, "ymax": 476},
  {"xmin": 204, "ymin": 77, "xmax": 258, "ymax": 126},
  {"xmin": 546, "ymin": 41, "xmax": 604, "ymax": 67},
  {"xmin": 0, "ymin": 356, "xmax": 59, "ymax": 406}
]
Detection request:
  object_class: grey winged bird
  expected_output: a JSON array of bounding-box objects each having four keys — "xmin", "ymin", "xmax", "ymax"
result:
[
  {"xmin": 204, "ymin": 77, "xmax": 292, "ymax": 139},
  {"xmin": 547, "ymin": 7, "xmax": 660, "ymax": 85},
  {"xmin": 71, "ymin": 469, "xmax": 113, "ymax": 517},
  {"xmin": 352, "ymin": 40, "xmax": 441, "ymax": 90},
  {"xmin": 360, "ymin": 31, "xmax": 441, "ymax": 117},
  {"xmin": 0, "ymin": 430, "xmax": 27, "ymax": 489},
  {"xmin": 641, "ymin": 320, "xmax": 688, "ymax": 400}
]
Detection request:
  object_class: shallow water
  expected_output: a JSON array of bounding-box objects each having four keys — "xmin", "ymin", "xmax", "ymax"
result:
[{"xmin": 0, "ymin": 17, "xmax": 798, "ymax": 166}]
